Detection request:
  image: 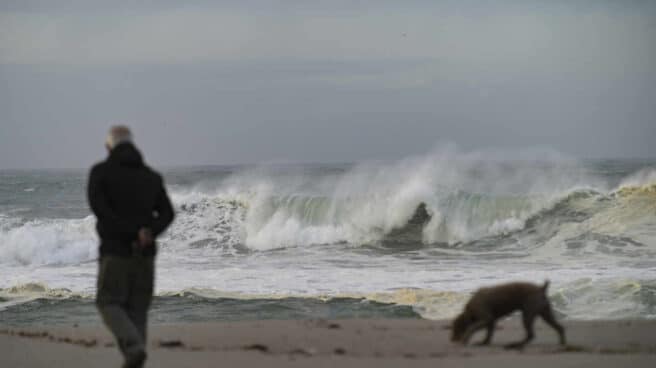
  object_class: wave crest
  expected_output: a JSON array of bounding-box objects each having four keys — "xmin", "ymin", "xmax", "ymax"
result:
[
  {"xmin": 2, "ymin": 151, "xmax": 654, "ymax": 265},
  {"xmin": 0, "ymin": 216, "xmax": 97, "ymax": 266},
  {"xmin": 168, "ymin": 149, "xmax": 605, "ymax": 251}
]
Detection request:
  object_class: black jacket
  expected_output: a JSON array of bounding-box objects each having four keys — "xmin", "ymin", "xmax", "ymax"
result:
[{"xmin": 87, "ymin": 143, "xmax": 174, "ymax": 257}]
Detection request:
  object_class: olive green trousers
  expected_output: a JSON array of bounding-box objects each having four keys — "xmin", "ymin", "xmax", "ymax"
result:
[{"xmin": 96, "ymin": 256, "xmax": 154, "ymax": 362}]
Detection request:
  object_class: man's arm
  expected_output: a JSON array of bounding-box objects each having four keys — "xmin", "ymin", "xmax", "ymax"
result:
[
  {"xmin": 88, "ymin": 165, "xmax": 116, "ymax": 221},
  {"xmin": 149, "ymin": 180, "xmax": 175, "ymax": 238}
]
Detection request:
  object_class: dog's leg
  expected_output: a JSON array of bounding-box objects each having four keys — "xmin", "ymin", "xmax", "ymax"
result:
[
  {"xmin": 462, "ymin": 319, "xmax": 488, "ymax": 346},
  {"xmin": 540, "ymin": 305, "xmax": 566, "ymax": 345},
  {"xmin": 474, "ymin": 321, "xmax": 496, "ymax": 346},
  {"xmin": 505, "ymin": 312, "xmax": 535, "ymax": 350}
]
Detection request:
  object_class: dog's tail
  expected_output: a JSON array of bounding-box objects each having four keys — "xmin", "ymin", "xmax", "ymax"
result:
[{"xmin": 542, "ymin": 280, "xmax": 550, "ymax": 293}]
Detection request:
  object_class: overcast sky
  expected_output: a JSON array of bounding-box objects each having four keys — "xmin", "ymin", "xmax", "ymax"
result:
[{"xmin": 1, "ymin": 0, "xmax": 655, "ymax": 169}]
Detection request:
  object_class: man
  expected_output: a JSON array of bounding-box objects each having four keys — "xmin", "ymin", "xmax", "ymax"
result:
[{"xmin": 88, "ymin": 126, "xmax": 174, "ymax": 368}]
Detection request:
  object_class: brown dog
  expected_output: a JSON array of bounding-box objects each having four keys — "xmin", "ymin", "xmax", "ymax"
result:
[{"xmin": 451, "ymin": 281, "xmax": 566, "ymax": 349}]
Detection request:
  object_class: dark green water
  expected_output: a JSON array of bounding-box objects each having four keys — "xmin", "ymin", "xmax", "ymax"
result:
[{"xmin": 0, "ymin": 295, "xmax": 420, "ymax": 327}]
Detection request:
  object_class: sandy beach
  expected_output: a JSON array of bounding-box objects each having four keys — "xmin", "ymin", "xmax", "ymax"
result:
[{"xmin": 3, "ymin": 318, "xmax": 655, "ymax": 367}]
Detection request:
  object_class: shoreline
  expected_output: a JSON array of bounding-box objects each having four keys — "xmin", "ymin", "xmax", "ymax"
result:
[{"xmin": 3, "ymin": 318, "xmax": 655, "ymax": 367}]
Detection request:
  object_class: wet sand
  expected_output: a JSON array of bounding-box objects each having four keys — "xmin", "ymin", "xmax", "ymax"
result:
[{"xmin": 2, "ymin": 319, "xmax": 655, "ymax": 367}]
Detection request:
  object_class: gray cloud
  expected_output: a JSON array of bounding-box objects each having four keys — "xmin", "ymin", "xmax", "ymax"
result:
[{"xmin": 0, "ymin": 1, "xmax": 654, "ymax": 169}]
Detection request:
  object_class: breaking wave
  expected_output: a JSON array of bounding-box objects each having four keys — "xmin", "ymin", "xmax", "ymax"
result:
[
  {"xmin": 163, "ymin": 157, "xmax": 655, "ymax": 257},
  {"xmin": 1, "ymin": 150, "xmax": 655, "ymax": 266},
  {"xmin": 166, "ymin": 148, "xmax": 597, "ymax": 251},
  {"xmin": 0, "ymin": 216, "xmax": 97, "ymax": 266}
]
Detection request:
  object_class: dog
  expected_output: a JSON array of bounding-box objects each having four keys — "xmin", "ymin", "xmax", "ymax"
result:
[{"xmin": 451, "ymin": 281, "xmax": 566, "ymax": 349}]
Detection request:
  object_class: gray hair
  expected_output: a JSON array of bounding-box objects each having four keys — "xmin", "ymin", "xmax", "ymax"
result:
[{"xmin": 105, "ymin": 125, "xmax": 133, "ymax": 149}]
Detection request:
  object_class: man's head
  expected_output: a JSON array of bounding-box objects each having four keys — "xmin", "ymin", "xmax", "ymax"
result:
[{"xmin": 105, "ymin": 125, "xmax": 133, "ymax": 151}]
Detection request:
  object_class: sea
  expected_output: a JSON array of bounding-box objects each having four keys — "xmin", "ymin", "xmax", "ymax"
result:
[{"xmin": 1, "ymin": 148, "xmax": 655, "ymax": 326}]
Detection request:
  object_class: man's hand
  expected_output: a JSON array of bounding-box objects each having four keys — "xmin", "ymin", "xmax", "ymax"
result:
[{"xmin": 137, "ymin": 227, "xmax": 153, "ymax": 248}]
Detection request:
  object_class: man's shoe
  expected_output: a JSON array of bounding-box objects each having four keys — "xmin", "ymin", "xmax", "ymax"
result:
[{"xmin": 123, "ymin": 350, "xmax": 146, "ymax": 368}]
